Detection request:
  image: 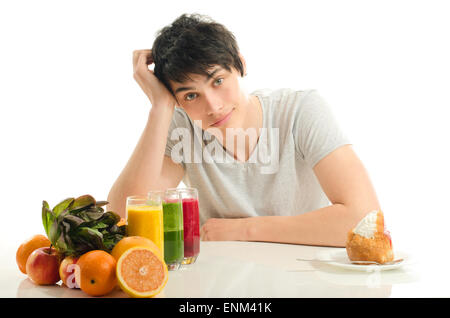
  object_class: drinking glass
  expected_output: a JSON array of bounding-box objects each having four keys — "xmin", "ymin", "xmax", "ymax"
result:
[
  {"xmin": 126, "ymin": 193, "xmax": 164, "ymax": 259},
  {"xmin": 171, "ymin": 187, "xmax": 200, "ymax": 265},
  {"xmin": 162, "ymin": 189, "xmax": 184, "ymax": 270}
]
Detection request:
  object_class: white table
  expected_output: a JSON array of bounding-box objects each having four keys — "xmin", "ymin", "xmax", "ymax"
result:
[{"xmin": 0, "ymin": 241, "xmax": 442, "ymax": 298}]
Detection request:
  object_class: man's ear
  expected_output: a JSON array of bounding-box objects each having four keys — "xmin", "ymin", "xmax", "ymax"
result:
[{"xmin": 238, "ymin": 52, "xmax": 247, "ymax": 77}]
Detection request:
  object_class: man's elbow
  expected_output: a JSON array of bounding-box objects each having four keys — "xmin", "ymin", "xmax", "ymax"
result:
[{"xmin": 107, "ymin": 191, "xmax": 126, "ymax": 220}]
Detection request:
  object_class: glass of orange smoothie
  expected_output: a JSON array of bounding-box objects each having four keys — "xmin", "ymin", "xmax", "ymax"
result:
[{"xmin": 126, "ymin": 193, "xmax": 164, "ymax": 259}]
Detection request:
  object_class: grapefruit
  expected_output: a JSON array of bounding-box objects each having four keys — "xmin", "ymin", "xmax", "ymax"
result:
[
  {"xmin": 111, "ymin": 236, "xmax": 162, "ymax": 261},
  {"xmin": 116, "ymin": 246, "xmax": 168, "ymax": 298}
]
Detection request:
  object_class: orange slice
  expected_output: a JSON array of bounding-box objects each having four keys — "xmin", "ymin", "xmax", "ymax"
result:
[{"xmin": 116, "ymin": 246, "xmax": 168, "ymax": 298}]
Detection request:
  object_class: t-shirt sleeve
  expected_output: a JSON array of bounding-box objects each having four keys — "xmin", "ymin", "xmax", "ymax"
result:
[
  {"xmin": 293, "ymin": 90, "xmax": 352, "ymax": 168},
  {"xmin": 164, "ymin": 107, "xmax": 188, "ymax": 170}
]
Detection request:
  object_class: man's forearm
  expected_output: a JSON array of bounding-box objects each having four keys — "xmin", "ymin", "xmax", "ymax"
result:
[
  {"xmin": 107, "ymin": 104, "xmax": 174, "ymax": 217},
  {"xmin": 243, "ymin": 203, "xmax": 370, "ymax": 247}
]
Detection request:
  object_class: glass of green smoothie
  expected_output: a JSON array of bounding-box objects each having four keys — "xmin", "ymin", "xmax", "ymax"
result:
[{"xmin": 162, "ymin": 189, "xmax": 184, "ymax": 270}]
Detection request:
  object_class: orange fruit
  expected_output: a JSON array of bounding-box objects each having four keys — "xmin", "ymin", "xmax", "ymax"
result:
[
  {"xmin": 116, "ymin": 246, "xmax": 168, "ymax": 298},
  {"xmin": 16, "ymin": 234, "xmax": 51, "ymax": 274},
  {"xmin": 111, "ymin": 236, "xmax": 162, "ymax": 261},
  {"xmin": 76, "ymin": 250, "xmax": 117, "ymax": 297}
]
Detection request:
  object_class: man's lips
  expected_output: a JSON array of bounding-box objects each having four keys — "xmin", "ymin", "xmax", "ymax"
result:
[{"xmin": 211, "ymin": 109, "xmax": 234, "ymax": 127}]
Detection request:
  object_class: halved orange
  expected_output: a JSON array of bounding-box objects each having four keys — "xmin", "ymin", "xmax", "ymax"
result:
[{"xmin": 116, "ymin": 246, "xmax": 168, "ymax": 298}]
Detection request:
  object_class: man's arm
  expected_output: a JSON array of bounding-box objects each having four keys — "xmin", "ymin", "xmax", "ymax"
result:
[
  {"xmin": 107, "ymin": 50, "xmax": 185, "ymax": 219},
  {"xmin": 107, "ymin": 106, "xmax": 185, "ymax": 219},
  {"xmin": 200, "ymin": 145, "xmax": 381, "ymax": 247}
]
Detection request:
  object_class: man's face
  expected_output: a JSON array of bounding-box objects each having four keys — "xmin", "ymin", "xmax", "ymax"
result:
[{"xmin": 169, "ymin": 65, "xmax": 246, "ymax": 136}]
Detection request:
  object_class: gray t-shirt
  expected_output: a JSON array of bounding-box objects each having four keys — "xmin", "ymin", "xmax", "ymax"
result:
[{"xmin": 164, "ymin": 88, "xmax": 351, "ymax": 226}]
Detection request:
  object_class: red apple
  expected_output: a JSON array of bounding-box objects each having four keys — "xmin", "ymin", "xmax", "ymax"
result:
[
  {"xmin": 59, "ymin": 256, "xmax": 80, "ymax": 288},
  {"xmin": 26, "ymin": 247, "xmax": 61, "ymax": 285}
]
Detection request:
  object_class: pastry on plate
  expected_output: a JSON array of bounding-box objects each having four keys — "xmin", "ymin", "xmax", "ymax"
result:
[{"xmin": 346, "ymin": 210, "xmax": 393, "ymax": 264}]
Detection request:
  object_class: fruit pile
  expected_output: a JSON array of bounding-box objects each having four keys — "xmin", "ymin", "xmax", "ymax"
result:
[{"xmin": 16, "ymin": 195, "xmax": 168, "ymax": 297}]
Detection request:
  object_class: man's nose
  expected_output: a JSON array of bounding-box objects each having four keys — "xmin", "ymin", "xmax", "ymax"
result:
[{"xmin": 204, "ymin": 92, "xmax": 223, "ymax": 115}]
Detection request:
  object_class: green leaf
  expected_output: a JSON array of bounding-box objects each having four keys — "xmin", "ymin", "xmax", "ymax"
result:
[
  {"xmin": 52, "ymin": 198, "xmax": 74, "ymax": 218},
  {"xmin": 63, "ymin": 214, "xmax": 85, "ymax": 228},
  {"xmin": 56, "ymin": 232, "xmax": 68, "ymax": 252},
  {"xmin": 98, "ymin": 211, "xmax": 120, "ymax": 228},
  {"xmin": 42, "ymin": 201, "xmax": 50, "ymax": 236},
  {"xmin": 76, "ymin": 227, "xmax": 104, "ymax": 250},
  {"xmin": 95, "ymin": 201, "xmax": 108, "ymax": 207},
  {"xmin": 59, "ymin": 220, "xmax": 76, "ymax": 256},
  {"xmin": 91, "ymin": 222, "xmax": 109, "ymax": 230},
  {"xmin": 76, "ymin": 209, "xmax": 104, "ymax": 222},
  {"xmin": 103, "ymin": 235, "xmax": 123, "ymax": 252},
  {"xmin": 49, "ymin": 205, "xmax": 71, "ymax": 250},
  {"xmin": 116, "ymin": 224, "xmax": 127, "ymax": 235},
  {"xmin": 49, "ymin": 218, "xmax": 60, "ymax": 246},
  {"xmin": 43, "ymin": 195, "xmax": 126, "ymax": 256},
  {"xmin": 71, "ymin": 195, "xmax": 96, "ymax": 212},
  {"xmin": 46, "ymin": 208, "xmax": 55, "ymax": 236}
]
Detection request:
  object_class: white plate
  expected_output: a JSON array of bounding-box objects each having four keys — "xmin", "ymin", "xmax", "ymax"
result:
[{"xmin": 322, "ymin": 250, "xmax": 409, "ymax": 272}]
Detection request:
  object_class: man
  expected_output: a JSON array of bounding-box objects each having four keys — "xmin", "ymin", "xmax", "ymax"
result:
[{"xmin": 107, "ymin": 13, "xmax": 381, "ymax": 247}]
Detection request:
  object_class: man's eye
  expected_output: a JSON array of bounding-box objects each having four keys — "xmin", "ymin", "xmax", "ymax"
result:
[
  {"xmin": 215, "ymin": 78, "xmax": 224, "ymax": 85},
  {"xmin": 185, "ymin": 93, "xmax": 197, "ymax": 101}
]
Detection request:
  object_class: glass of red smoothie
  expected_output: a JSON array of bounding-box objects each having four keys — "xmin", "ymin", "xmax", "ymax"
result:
[{"xmin": 168, "ymin": 187, "xmax": 200, "ymax": 265}]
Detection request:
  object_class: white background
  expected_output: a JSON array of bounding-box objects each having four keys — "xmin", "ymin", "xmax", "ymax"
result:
[{"xmin": 1, "ymin": 0, "xmax": 449, "ymax": 295}]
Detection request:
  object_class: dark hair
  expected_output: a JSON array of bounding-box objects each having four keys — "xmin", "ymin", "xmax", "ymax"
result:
[{"xmin": 152, "ymin": 13, "xmax": 244, "ymax": 96}]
